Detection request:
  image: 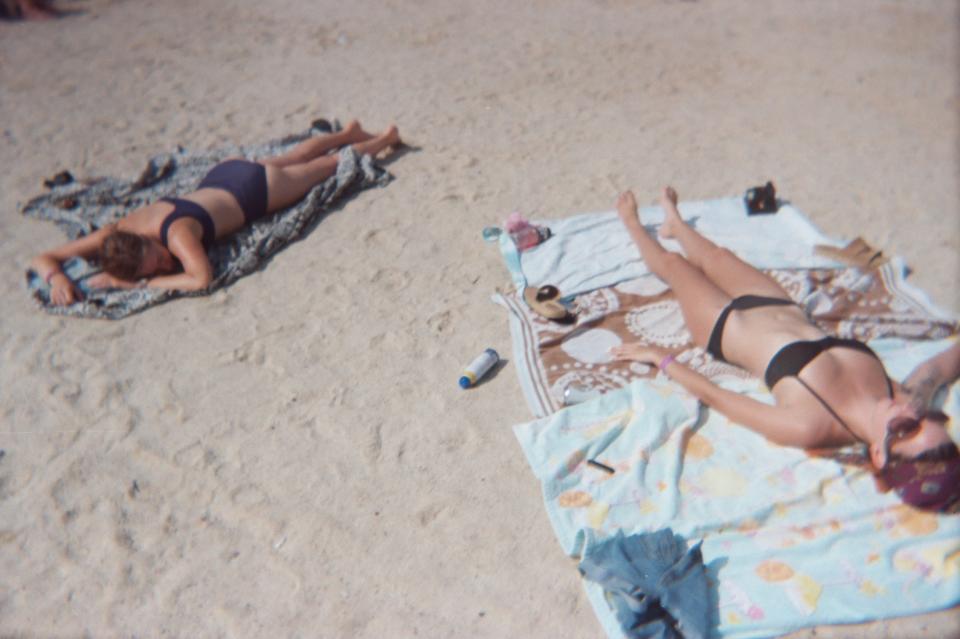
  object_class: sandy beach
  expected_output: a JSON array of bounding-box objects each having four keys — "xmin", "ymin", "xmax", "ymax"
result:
[{"xmin": 1, "ymin": 0, "xmax": 958, "ymax": 636}]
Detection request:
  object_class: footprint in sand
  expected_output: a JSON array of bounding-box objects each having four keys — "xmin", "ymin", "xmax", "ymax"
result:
[
  {"xmin": 369, "ymin": 267, "xmax": 411, "ymax": 291},
  {"xmin": 426, "ymin": 310, "xmax": 452, "ymax": 335}
]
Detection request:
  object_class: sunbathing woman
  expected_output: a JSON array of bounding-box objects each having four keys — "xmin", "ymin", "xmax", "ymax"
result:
[
  {"xmin": 610, "ymin": 187, "xmax": 960, "ymax": 512},
  {"xmin": 31, "ymin": 121, "xmax": 400, "ymax": 305}
]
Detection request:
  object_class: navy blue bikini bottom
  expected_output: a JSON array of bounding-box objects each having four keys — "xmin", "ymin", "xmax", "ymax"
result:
[{"xmin": 198, "ymin": 159, "xmax": 268, "ymax": 224}]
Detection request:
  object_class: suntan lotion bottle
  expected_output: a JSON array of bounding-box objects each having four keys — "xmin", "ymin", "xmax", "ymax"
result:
[{"xmin": 459, "ymin": 348, "xmax": 500, "ymax": 389}]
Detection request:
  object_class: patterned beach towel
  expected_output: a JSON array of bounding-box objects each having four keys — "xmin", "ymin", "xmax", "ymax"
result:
[
  {"xmin": 496, "ymin": 259, "xmax": 957, "ymax": 417},
  {"xmin": 514, "ymin": 349, "xmax": 960, "ymax": 638},
  {"xmin": 22, "ymin": 123, "xmax": 391, "ymax": 319},
  {"xmin": 496, "ymin": 202, "xmax": 960, "ymax": 637}
]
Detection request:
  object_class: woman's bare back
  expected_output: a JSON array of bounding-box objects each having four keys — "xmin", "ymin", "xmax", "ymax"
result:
[{"xmin": 116, "ymin": 188, "xmax": 248, "ymax": 240}]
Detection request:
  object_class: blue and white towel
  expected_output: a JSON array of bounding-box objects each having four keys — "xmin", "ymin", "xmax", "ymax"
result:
[
  {"xmin": 514, "ymin": 338, "xmax": 960, "ymax": 638},
  {"xmin": 498, "ymin": 198, "xmax": 847, "ymax": 298}
]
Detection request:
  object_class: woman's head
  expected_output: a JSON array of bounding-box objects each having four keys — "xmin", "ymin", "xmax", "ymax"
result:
[
  {"xmin": 101, "ymin": 231, "xmax": 174, "ymax": 280},
  {"xmin": 870, "ymin": 399, "xmax": 951, "ymax": 459},
  {"xmin": 101, "ymin": 231, "xmax": 147, "ymax": 280},
  {"xmin": 879, "ymin": 441, "xmax": 960, "ymax": 512},
  {"xmin": 869, "ymin": 401, "xmax": 960, "ymax": 512}
]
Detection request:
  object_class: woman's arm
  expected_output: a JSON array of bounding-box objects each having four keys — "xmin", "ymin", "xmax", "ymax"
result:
[
  {"xmin": 93, "ymin": 246, "xmax": 212, "ymax": 293},
  {"xmin": 901, "ymin": 341, "xmax": 960, "ymax": 409},
  {"xmin": 140, "ymin": 271, "xmax": 212, "ymax": 292},
  {"xmin": 86, "ymin": 227, "xmax": 213, "ymax": 293},
  {"xmin": 146, "ymin": 232, "xmax": 213, "ymax": 292},
  {"xmin": 610, "ymin": 343, "xmax": 822, "ymax": 448},
  {"xmin": 30, "ymin": 224, "xmax": 117, "ymax": 305}
]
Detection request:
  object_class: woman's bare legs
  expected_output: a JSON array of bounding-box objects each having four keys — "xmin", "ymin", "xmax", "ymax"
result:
[
  {"xmin": 265, "ymin": 125, "xmax": 400, "ymax": 212},
  {"xmin": 260, "ymin": 120, "xmax": 375, "ymax": 169},
  {"xmin": 658, "ymin": 186, "xmax": 789, "ymax": 300},
  {"xmin": 617, "ymin": 190, "xmax": 730, "ymax": 346}
]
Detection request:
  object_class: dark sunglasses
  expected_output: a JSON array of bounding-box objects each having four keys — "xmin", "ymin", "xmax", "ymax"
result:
[{"xmin": 882, "ymin": 410, "xmax": 950, "ymax": 465}]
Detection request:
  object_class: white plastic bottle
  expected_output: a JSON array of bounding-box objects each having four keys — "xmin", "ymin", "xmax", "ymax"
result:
[{"xmin": 459, "ymin": 349, "xmax": 500, "ymax": 389}]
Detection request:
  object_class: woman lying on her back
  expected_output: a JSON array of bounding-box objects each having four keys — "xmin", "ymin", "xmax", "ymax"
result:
[
  {"xmin": 609, "ymin": 186, "xmax": 960, "ymax": 512},
  {"xmin": 31, "ymin": 120, "xmax": 400, "ymax": 305}
]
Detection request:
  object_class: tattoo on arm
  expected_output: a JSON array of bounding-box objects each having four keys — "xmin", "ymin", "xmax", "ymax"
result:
[{"xmin": 903, "ymin": 370, "xmax": 943, "ymax": 410}]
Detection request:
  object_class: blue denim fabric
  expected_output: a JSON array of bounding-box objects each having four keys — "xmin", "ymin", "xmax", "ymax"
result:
[{"xmin": 579, "ymin": 529, "xmax": 709, "ymax": 639}]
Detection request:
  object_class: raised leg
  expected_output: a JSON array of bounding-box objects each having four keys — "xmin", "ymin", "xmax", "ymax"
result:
[
  {"xmin": 659, "ymin": 186, "xmax": 789, "ymax": 300},
  {"xmin": 260, "ymin": 120, "xmax": 375, "ymax": 169},
  {"xmin": 617, "ymin": 190, "xmax": 730, "ymax": 347},
  {"xmin": 264, "ymin": 126, "xmax": 400, "ymax": 212}
]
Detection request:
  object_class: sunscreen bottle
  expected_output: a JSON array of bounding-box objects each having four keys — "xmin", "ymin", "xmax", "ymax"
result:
[{"xmin": 459, "ymin": 349, "xmax": 500, "ymax": 389}]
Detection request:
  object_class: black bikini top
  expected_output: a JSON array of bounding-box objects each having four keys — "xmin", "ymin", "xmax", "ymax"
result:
[
  {"xmin": 159, "ymin": 197, "xmax": 216, "ymax": 250},
  {"xmin": 765, "ymin": 336, "xmax": 893, "ymax": 443}
]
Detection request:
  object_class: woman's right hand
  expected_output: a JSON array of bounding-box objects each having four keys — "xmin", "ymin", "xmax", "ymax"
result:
[
  {"xmin": 49, "ymin": 272, "xmax": 83, "ymax": 306},
  {"xmin": 609, "ymin": 342, "xmax": 667, "ymax": 366}
]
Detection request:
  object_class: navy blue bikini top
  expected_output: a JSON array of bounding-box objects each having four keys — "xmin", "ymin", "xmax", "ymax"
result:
[{"xmin": 159, "ymin": 197, "xmax": 216, "ymax": 250}]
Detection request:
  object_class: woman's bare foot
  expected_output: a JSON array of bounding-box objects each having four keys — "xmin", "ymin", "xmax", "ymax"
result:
[
  {"xmin": 617, "ymin": 190, "xmax": 641, "ymax": 228},
  {"xmin": 383, "ymin": 124, "xmax": 401, "ymax": 148},
  {"xmin": 658, "ymin": 186, "xmax": 683, "ymax": 239},
  {"xmin": 342, "ymin": 119, "xmax": 377, "ymax": 144},
  {"xmin": 343, "ymin": 119, "xmax": 361, "ymax": 136},
  {"xmin": 350, "ymin": 125, "xmax": 402, "ymax": 158}
]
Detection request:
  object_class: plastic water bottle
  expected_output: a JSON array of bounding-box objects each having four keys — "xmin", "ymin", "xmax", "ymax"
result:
[
  {"xmin": 509, "ymin": 225, "xmax": 552, "ymax": 251},
  {"xmin": 504, "ymin": 212, "xmax": 552, "ymax": 252},
  {"xmin": 562, "ymin": 385, "xmax": 601, "ymax": 405},
  {"xmin": 459, "ymin": 348, "xmax": 500, "ymax": 389}
]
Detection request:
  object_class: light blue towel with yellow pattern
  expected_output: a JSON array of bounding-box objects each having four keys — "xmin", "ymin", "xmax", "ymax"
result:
[{"xmin": 514, "ymin": 337, "xmax": 960, "ymax": 638}]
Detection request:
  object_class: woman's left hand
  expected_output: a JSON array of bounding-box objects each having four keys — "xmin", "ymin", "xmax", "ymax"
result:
[{"xmin": 609, "ymin": 343, "xmax": 668, "ymax": 366}]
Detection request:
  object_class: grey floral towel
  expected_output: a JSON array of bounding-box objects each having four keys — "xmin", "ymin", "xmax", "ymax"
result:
[{"xmin": 22, "ymin": 124, "xmax": 391, "ymax": 319}]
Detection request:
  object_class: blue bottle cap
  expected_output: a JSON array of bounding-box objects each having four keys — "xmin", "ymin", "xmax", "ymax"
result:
[{"xmin": 458, "ymin": 376, "xmax": 471, "ymax": 389}]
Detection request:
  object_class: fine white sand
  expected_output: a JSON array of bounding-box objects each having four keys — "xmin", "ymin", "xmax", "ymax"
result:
[{"xmin": 1, "ymin": 1, "xmax": 958, "ymax": 636}]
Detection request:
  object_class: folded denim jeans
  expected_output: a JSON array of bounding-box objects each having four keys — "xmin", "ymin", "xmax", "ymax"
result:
[{"xmin": 579, "ymin": 529, "xmax": 710, "ymax": 639}]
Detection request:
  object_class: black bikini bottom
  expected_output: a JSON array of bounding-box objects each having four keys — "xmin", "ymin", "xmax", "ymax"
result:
[
  {"xmin": 198, "ymin": 159, "xmax": 269, "ymax": 224},
  {"xmin": 706, "ymin": 295, "xmax": 794, "ymax": 363}
]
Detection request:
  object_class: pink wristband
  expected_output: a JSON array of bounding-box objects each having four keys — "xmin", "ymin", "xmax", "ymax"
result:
[{"xmin": 659, "ymin": 354, "xmax": 676, "ymax": 371}]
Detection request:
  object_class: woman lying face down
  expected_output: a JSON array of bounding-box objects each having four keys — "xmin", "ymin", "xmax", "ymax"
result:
[
  {"xmin": 100, "ymin": 231, "xmax": 178, "ymax": 281},
  {"xmin": 30, "ymin": 120, "xmax": 401, "ymax": 305},
  {"xmin": 609, "ymin": 187, "xmax": 960, "ymax": 512}
]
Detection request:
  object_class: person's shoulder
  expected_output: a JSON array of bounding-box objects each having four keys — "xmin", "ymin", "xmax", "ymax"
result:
[{"xmin": 119, "ymin": 201, "xmax": 169, "ymax": 233}]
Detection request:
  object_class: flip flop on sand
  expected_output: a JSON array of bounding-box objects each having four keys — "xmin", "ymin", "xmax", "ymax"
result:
[{"xmin": 523, "ymin": 285, "xmax": 574, "ymax": 322}]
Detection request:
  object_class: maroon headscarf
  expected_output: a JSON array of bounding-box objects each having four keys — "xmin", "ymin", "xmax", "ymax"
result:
[{"xmin": 880, "ymin": 442, "xmax": 960, "ymax": 513}]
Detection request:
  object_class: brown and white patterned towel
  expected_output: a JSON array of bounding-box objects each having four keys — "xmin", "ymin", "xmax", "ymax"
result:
[{"xmin": 497, "ymin": 260, "xmax": 957, "ymax": 417}]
